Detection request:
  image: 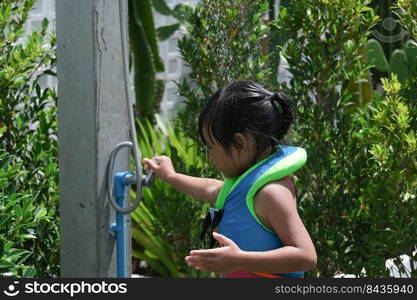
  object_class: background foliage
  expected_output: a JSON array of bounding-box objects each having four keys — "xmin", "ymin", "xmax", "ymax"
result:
[
  {"xmin": 0, "ymin": 0, "xmax": 59, "ymax": 277},
  {"xmin": 275, "ymin": 0, "xmax": 417, "ymax": 277},
  {"xmin": 176, "ymin": 0, "xmax": 271, "ymax": 142},
  {"xmin": 128, "ymin": 0, "xmax": 187, "ymax": 123},
  {"xmin": 128, "ymin": 0, "xmax": 165, "ymax": 122}
]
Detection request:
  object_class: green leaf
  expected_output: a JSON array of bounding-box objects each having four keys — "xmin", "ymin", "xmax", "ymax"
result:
[
  {"xmin": 152, "ymin": 0, "xmax": 173, "ymax": 16},
  {"xmin": 23, "ymin": 266, "xmax": 36, "ymax": 277},
  {"xmin": 42, "ymin": 17, "xmax": 49, "ymax": 31},
  {"xmin": 132, "ymin": 228, "xmax": 179, "ymax": 277},
  {"xmin": 35, "ymin": 83, "xmax": 41, "ymax": 98},
  {"xmin": 403, "ymin": 39, "xmax": 417, "ymax": 67},
  {"xmin": 390, "ymin": 49, "xmax": 409, "ymax": 82},
  {"xmin": 0, "ymin": 155, "xmax": 12, "ymax": 171},
  {"xmin": 256, "ymin": 71, "xmax": 265, "ymax": 80},
  {"xmin": 43, "ymin": 69, "xmax": 57, "ymax": 76},
  {"xmin": 404, "ymin": 130, "xmax": 416, "ymax": 151},
  {"xmin": 367, "ymin": 39, "xmax": 390, "ymax": 73},
  {"xmin": 129, "ymin": 0, "xmax": 164, "ymax": 120},
  {"xmin": 4, "ymin": 242, "xmax": 13, "ymax": 251},
  {"xmin": 132, "ymin": 250, "xmax": 170, "ymax": 277},
  {"xmin": 130, "ymin": 0, "xmax": 163, "ymax": 72},
  {"xmin": 7, "ymin": 248, "xmax": 30, "ymax": 261},
  {"xmin": 157, "ymin": 23, "xmax": 180, "ymax": 41},
  {"xmin": 172, "ymin": 4, "xmax": 189, "ymax": 22},
  {"xmin": 20, "ymin": 234, "xmax": 36, "ymax": 240},
  {"xmin": 0, "ymin": 215, "xmax": 12, "ymax": 228},
  {"xmin": 0, "ymin": 261, "xmax": 14, "ymax": 269},
  {"xmin": 259, "ymin": 1, "xmax": 269, "ymax": 12},
  {"xmin": 15, "ymin": 204, "xmax": 22, "ymax": 220},
  {"xmin": 34, "ymin": 207, "xmax": 47, "ymax": 221}
]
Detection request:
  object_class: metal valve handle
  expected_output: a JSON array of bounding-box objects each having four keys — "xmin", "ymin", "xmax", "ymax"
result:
[
  {"xmin": 107, "ymin": 142, "xmax": 159, "ymax": 214},
  {"xmin": 142, "ymin": 157, "xmax": 159, "ymax": 187}
]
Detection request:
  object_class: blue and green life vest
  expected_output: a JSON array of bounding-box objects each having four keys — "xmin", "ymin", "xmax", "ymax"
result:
[{"xmin": 214, "ymin": 145, "xmax": 307, "ymax": 278}]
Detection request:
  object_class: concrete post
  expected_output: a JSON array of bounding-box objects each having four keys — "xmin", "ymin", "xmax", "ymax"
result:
[{"xmin": 57, "ymin": 0, "xmax": 132, "ymax": 277}]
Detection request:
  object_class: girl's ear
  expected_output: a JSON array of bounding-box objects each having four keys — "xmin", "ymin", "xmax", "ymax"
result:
[{"xmin": 233, "ymin": 133, "xmax": 249, "ymax": 151}]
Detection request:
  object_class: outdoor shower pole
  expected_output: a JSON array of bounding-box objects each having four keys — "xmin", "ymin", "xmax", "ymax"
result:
[{"xmin": 57, "ymin": 0, "xmax": 132, "ymax": 277}]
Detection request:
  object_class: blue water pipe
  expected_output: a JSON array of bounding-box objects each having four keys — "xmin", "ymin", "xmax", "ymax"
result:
[
  {"xmin": 110, "ymin": 171, "xmax": 134, "ymax": 278},
  {"xmin": 109, "ymin": 167, "xmax": 155, "ymax": 278}
]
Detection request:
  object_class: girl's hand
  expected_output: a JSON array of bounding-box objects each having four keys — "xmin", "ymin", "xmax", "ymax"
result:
[
  {"xmin": 185, "ymin": 232, "xmax": 243, "ymax": 274},
  {"xmin": 143, "ymin": 155, "xmax": 176, "ymax": 182}
]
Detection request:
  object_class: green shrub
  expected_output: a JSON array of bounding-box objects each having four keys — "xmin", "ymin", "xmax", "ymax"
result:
[
  {"xmin": 277, "ymin": 0, "xmax": 417, "ymax": 277},
  {"xmin": 396, "ymin": 0, "xmax": 417, "ymax": 39},
  {"xmin": 0, "ymin": 151, "xmax": 50, "ymax": 277},
  {"xmin": 0, "ymin": 0, "xmax": 59, "ymax": 277},
  {"xmin": 358, "ymin": 75, "xmax": 416, "ymax": 276}
]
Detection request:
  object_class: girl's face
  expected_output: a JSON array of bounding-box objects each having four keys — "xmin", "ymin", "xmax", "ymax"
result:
[{"xmin": 203, "ymin": 128, "xmax": 257, "ymax": 178}]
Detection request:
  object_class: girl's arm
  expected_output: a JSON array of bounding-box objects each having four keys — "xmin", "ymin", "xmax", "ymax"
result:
[
  {"xmin": 143, "ymin": 156, "xmax": 223, "ymax": 203},
  {"xmin": 238, "ymin": 179, "xmax": 317, "ymax": 273},
  {"xmin": 185, "ymin": 180, "xmax": 317, "ymax": 274}
]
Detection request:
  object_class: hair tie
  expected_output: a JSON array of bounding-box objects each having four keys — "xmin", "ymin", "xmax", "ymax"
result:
[
  {"xmin": 272, "ymin": 92, "xmax": 284, "ymax": 104},
  {"xmin": 271, "ymin": 92, "xmax": 292, "ymax": 120}
]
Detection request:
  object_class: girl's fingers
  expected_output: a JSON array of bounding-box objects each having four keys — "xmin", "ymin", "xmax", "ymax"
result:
[
  {"xmin": 189, "ymin": 248, "xmax": 221, "ymax": 257},
  {"xmin": 212, "ymin": 232, "xmax": 235, "ymax": 247},
  {"xmin": 186, "ymin": 260, "xmax": 208, "ymax": 271},
  {"xmin": 186, "ymin": 255, "xmax": 217, "ymax": 272},
  {"xmin": 143, "ymin": 158, "xmax": 159, "ymax": 169},
  {"xmin": 143, "ymin": 160, "xmax": 151, "ymax": 172},
  {"xmin": 185, "ymin": 255, "xmax": 211, "ymax": 265}
]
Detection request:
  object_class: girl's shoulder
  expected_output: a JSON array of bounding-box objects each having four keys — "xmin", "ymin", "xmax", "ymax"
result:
[
  {"xmin": 256, "ymin": 177, "xmax": 296, "ymax": 201},
  {"xmin": 253, "ymin": 178, "xmax": 297, "ymax": 230}
]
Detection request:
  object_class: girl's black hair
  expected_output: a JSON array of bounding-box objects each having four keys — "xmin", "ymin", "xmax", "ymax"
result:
[{"xmin": 198, "ymin": 80, "xmax": 293, "ymax": 161}]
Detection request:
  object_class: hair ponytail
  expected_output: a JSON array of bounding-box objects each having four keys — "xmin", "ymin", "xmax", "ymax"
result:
[{"xmin": 272, "ymin": 92, "xmax": 293, "ymax": 140}]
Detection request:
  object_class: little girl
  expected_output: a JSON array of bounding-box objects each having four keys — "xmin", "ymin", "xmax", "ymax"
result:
[{"xmin": 143, "ymin": 80, "xmax": 316, "ymax": 278}]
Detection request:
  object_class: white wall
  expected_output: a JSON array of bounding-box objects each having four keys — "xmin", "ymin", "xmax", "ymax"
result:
[
  {"xmin": 26, "ymin": 0, "xmax": 57, "ymax": 89},
  {"xmin": 153, "ymin": 0, "xmax": 198, "ymax": 120}
]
